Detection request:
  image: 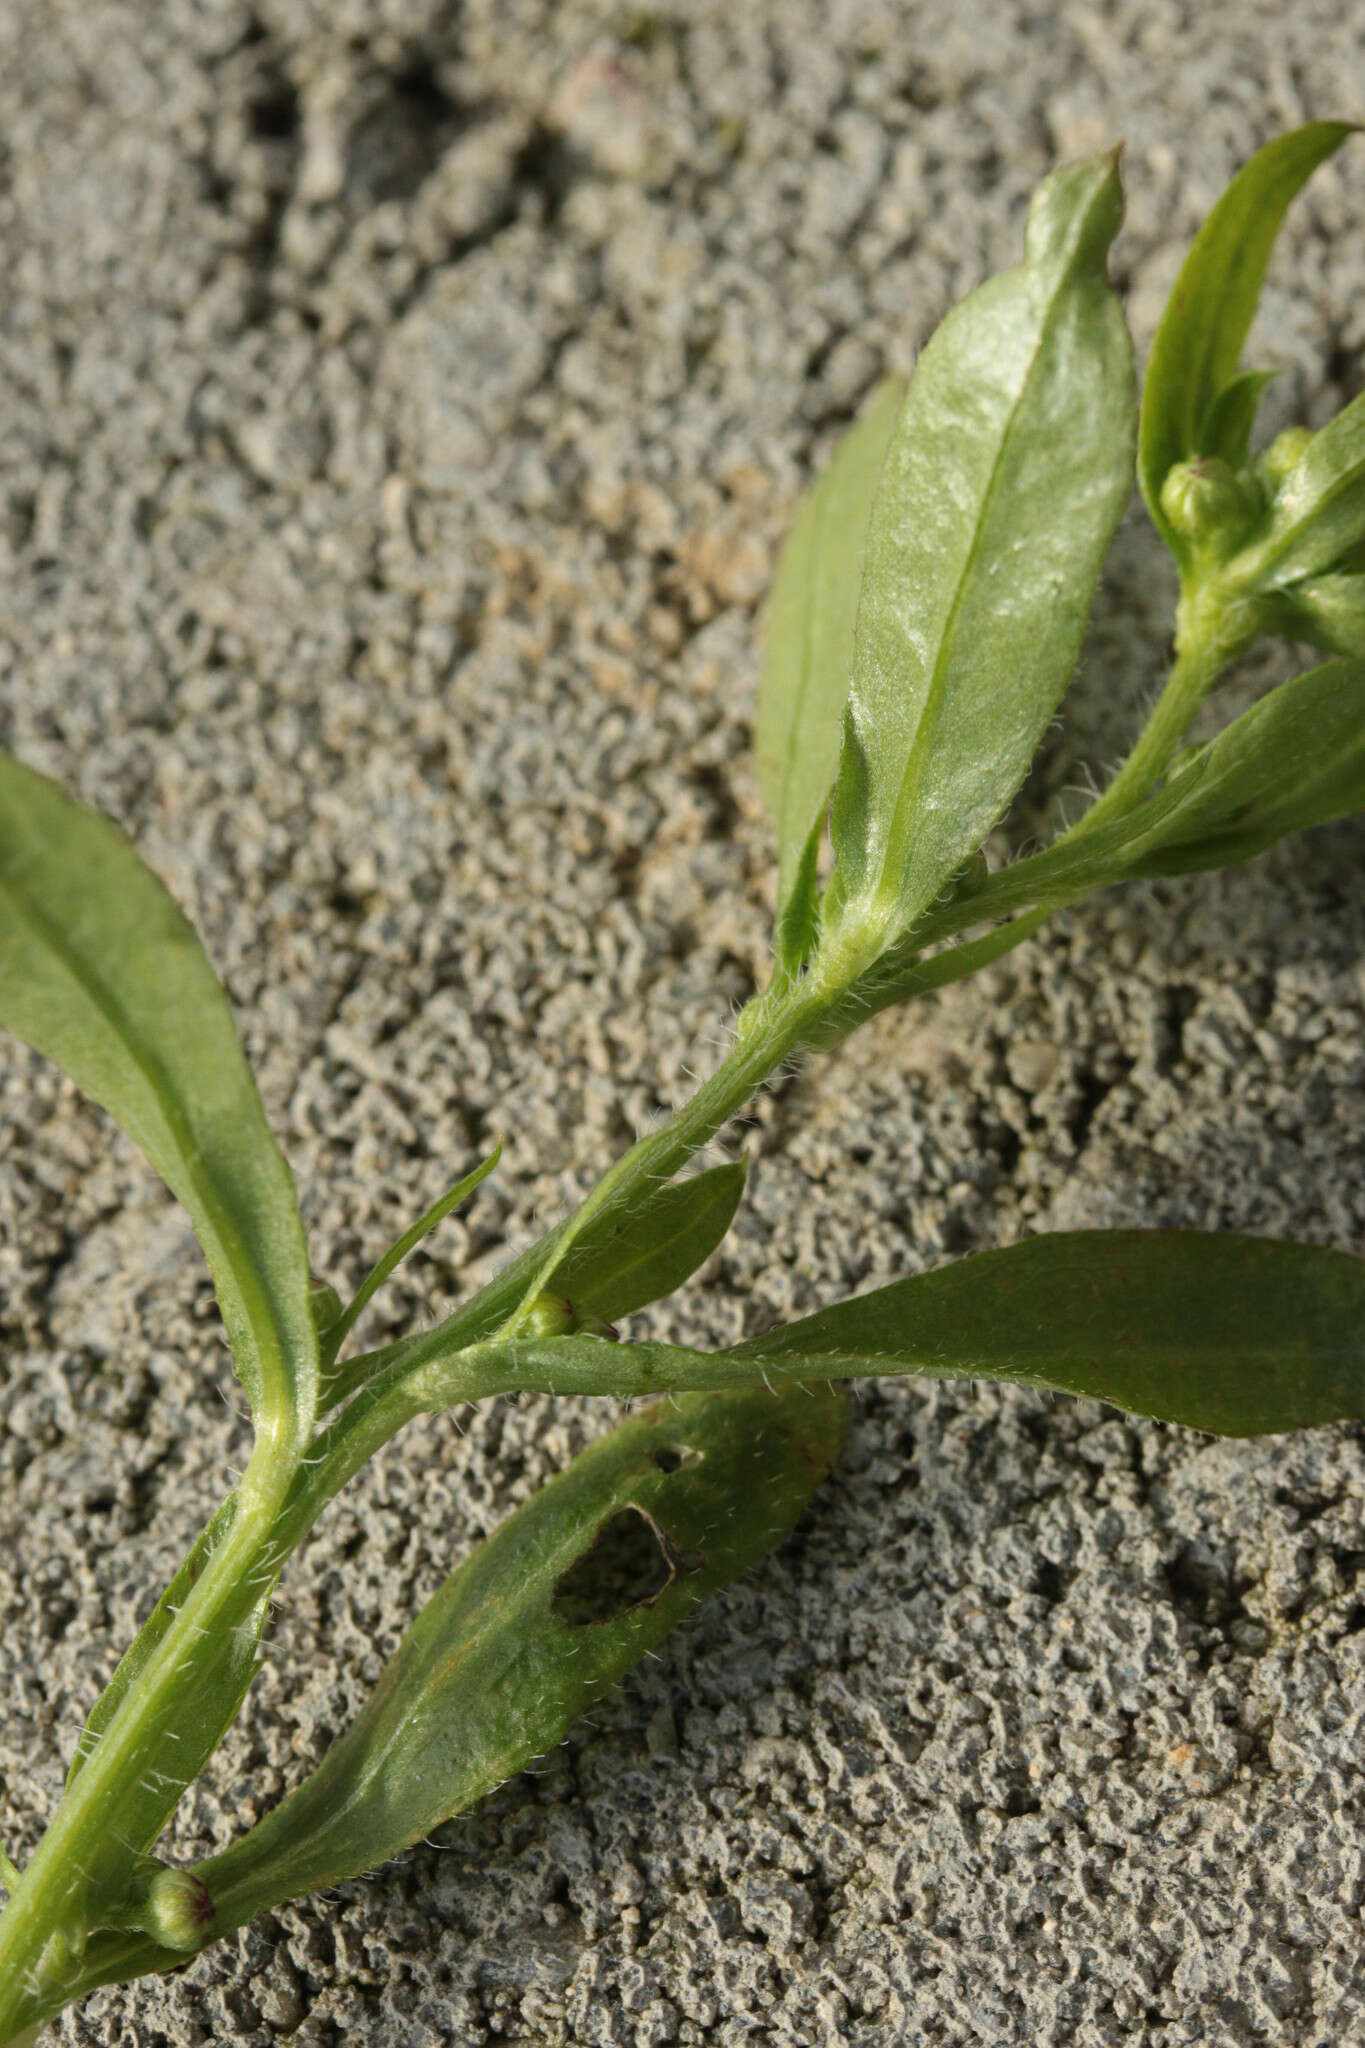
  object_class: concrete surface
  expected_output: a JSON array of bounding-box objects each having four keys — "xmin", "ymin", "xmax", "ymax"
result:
[{"xmin": 2, "ymin": 3, "xmax": 1365, "ymax": 2043}]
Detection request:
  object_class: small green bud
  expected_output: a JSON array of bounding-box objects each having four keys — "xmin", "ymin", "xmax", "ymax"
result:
[
  {"xmin": 309, "ymin": 1275, "xmax": 343, "ymax": 1336},
  {"xmin": 1158, "ymin": 457, "xmax": 1263, "ymax": 553},
  {"xmin": 101, "ymin": 1860, "xmax": 214, "ymax": 1953},
  {"xmin": 145, "ymin": 1867, "xmax": 215, "ymax": 1952},
  {"xmin": 1255, "ymin": 425, "xmax": 1315, "ymax": 494},
  {"xmin": 520, "ymin": 1293, "xmax": 576, "ymax": 1338},
  {"xmin": 516, "ymin": 1294, "xmax": 620, "ymax": 1340}
]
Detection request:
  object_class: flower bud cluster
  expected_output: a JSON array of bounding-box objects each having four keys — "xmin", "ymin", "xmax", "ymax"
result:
[{"xmin": 1159, "ymin": 423, "xmax": 1365, "ymax": 658}]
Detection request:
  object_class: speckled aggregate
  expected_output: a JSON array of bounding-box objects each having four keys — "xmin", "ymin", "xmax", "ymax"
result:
[{"xmin": 2, "ymin": 4, "xmax": 1365, "ymax": 2043}]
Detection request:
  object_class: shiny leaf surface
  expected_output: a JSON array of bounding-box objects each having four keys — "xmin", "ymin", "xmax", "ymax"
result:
[{"xmin": 827, "ymin": 152, "xmax": 1134, "ymax": 940}]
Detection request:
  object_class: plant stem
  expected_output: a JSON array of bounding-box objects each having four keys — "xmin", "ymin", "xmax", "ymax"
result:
[
  {"xmin": 0, "ymin": 1445, "xmax": 293, "ymax": 2045},
  {"xmin": 0, "ymin": 967, "xmax": 847, "ymax": 2044},
  {"xmin": 0, "ymin": 582, "xmax": 1243, "ymax": 2034},
  {"xmin": 274, "ymin": 967, "xmax": 844, "ymax": 1541},
  {"xmin": 1038, "ymin": 581, "xmax": 1250, "ymax": 845}
]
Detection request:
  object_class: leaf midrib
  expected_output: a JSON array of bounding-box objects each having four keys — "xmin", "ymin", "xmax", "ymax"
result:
[{"xmin": 873, "ymin": 272, "xmax": 1079, "ymax": 910}]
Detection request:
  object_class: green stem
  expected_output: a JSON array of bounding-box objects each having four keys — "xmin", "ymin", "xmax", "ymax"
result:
[
  {"xmin": 281, "ymin": 968, "xmax": 841, "ymax": 1539},
  {"xmin": 1039, "ymin": 581, "xmax": 1250, "ymax": 846},
  {"xmin": 0, "ymin": 1443, "xmax": 293, "ymax": 2044}
]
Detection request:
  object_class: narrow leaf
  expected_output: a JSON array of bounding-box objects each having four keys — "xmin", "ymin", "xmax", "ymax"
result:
[
  {"xmin": 191, "ymin": 1383, "xmax": 847, "ymax": 1927},
  {"xmin": 321, "ymin": 1143, "xmax": 502, "ymax": 1365},
  {"xmin": 1123, "ymin": 657, "xmax": 1365, "ymax": 875},
  {"xmin": 1138, "ymin": 123, "xmax": 1356, "ymax": 544},
  {"xmin": 828, "ymin": 151, "xmax": 1135, "ymax": 936},
  {"xmin": 755, "ymin": 375, "xmax": 906, "ymax": 929},
  {"xmin": 453, "ymin": 1233, "xmax": 1365, "ymax": 1439},
  {"xmin": 67, "ymin": 1498, "xmax": 240, "ymax": 1788},
  {"xmin": 772, "ymin": 820, "xmax": 823, "ymax": 976},
  {"xmin": 552, "ymin": 1160, "xmax": 747, "ymax": 1321},
  {"xmin": 739, "ymin": 1230, "xmax": 1365, "ymax": 1436},
  {"xmin": 0, "ymin": 756, "xmax": 316, "ymax": 1442},
  {"xmin": 68, "ymin": 1497, "xmax": 279, "ymax": 1922}
]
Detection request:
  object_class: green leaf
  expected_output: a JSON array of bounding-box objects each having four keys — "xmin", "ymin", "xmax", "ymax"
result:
[
  {"xmin": 1253, "ymin": 392, "xmax": 1365, "ymax": 583},
  {"xmin": 1121, "ymin": 656, "xmax": 1365, "ymax": 876},
  {"xmin": 826, "ymin": 151, "xmax": 1135, "ymax": 942},
  {"xmin": 452, "ymin": 1232, "xmax": 1365, "ymax": 1439},
  {"xmin": 772, "ymin": 821, "xmax": 823, "ymax": 977},
  {"xmin": 67, "ymin": 1499, "xmax": 235, "ymax": 1787},
  {"xmin": 741, "ymin": 1229, "xmax": 1365, "ymax": 1435},
  {"xmin": 755, "ymin": 374, "xmax": 906, "ymax": 947},
  {"xmin": 320, "ymin": 1142, "xmax": 502, "ymax": 1368},
  {"xmin": 0, "ymin": 756, "xmax": 316, "ymax": 1445},
  {"xmin": 552, "ymin": 1159, "xmax": 746, "ymax": 1320},
  {"xmin": 1198, "ymin": 368, "xmax": 1279, "ymax": 469},
  {"xmin": 1138, "ymin": 122, "xmax": 1356, "ymax": 550},
  {"xmin": 190, "ymin": 1381, "xmax": 847, "ymax": 1928}
]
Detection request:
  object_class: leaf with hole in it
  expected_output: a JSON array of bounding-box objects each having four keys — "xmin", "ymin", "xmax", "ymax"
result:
[
  {"xmin": 827, "ymin": 151, "xmax": 1135, "ymax": 943},
  {"xmin": 755, "ymin": 374, "xmax": 906, "ymax": 962},
  {"xmin": 1138, "ymin": 122, "xmax": 1356, "ymax": 555},
  {"xmin": 0, "ymin": 754, "xmax": 316, "ymax": 1446},
  {"xmin": 551, "ymin": 1160, "xmax": 747, "ymax": 1322},
  {"xmin": 454, "ymin": 1231, "xmax": 1365, "ymax": 1439},
  {"xmin": 186, "ymin": 1381, "xmax": 846, "ymax": 1930}
]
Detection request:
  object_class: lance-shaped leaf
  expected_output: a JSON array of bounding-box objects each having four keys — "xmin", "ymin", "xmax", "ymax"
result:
[
  {"xmin": 826, "ymin": 151, "xmax": 1135, "ymax": 941},
  {"xmin": 187, "ymin": 1382, "xmax": 846, "ymax": 1931},
  {"xmin": 1124, "ymin": 656, "xmax": 1365, "ymax": 874},
  {"xmin": 441, "ymin": 1231, "xmax": 1365, "ymax": 1439},
  {"xmin": 737, "ymin": 1230, "xmax": 1365, "ymax": 1435},
  {"xmin": 0, "ymin": 754, "xmax": 316, "ymax": 1446},
  {"xmin": 756, "ymin": 375, "xmax": 906, "ymax": 958},
  {"xmin": 320, "ymin": 1144, "xmax": 502, "ymax": 1364},
  {"xmin": 1139, "ymin": 122, "xmax": 1356, "ymax": 552},
  {"xmin": 551, "ymin": 1159, "xmax": 747, "ymax": 1321}
]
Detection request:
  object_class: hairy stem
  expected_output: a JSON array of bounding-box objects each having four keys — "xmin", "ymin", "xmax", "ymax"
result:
[{"xmin": 0, "ymin": 1446, "xmax": 295, "ymax": 2044}]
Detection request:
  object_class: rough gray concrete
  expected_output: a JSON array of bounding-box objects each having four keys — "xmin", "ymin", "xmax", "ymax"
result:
[{"xmin": 2, "ymin": 3, "xmax": 1365, "ymax": 2043}]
